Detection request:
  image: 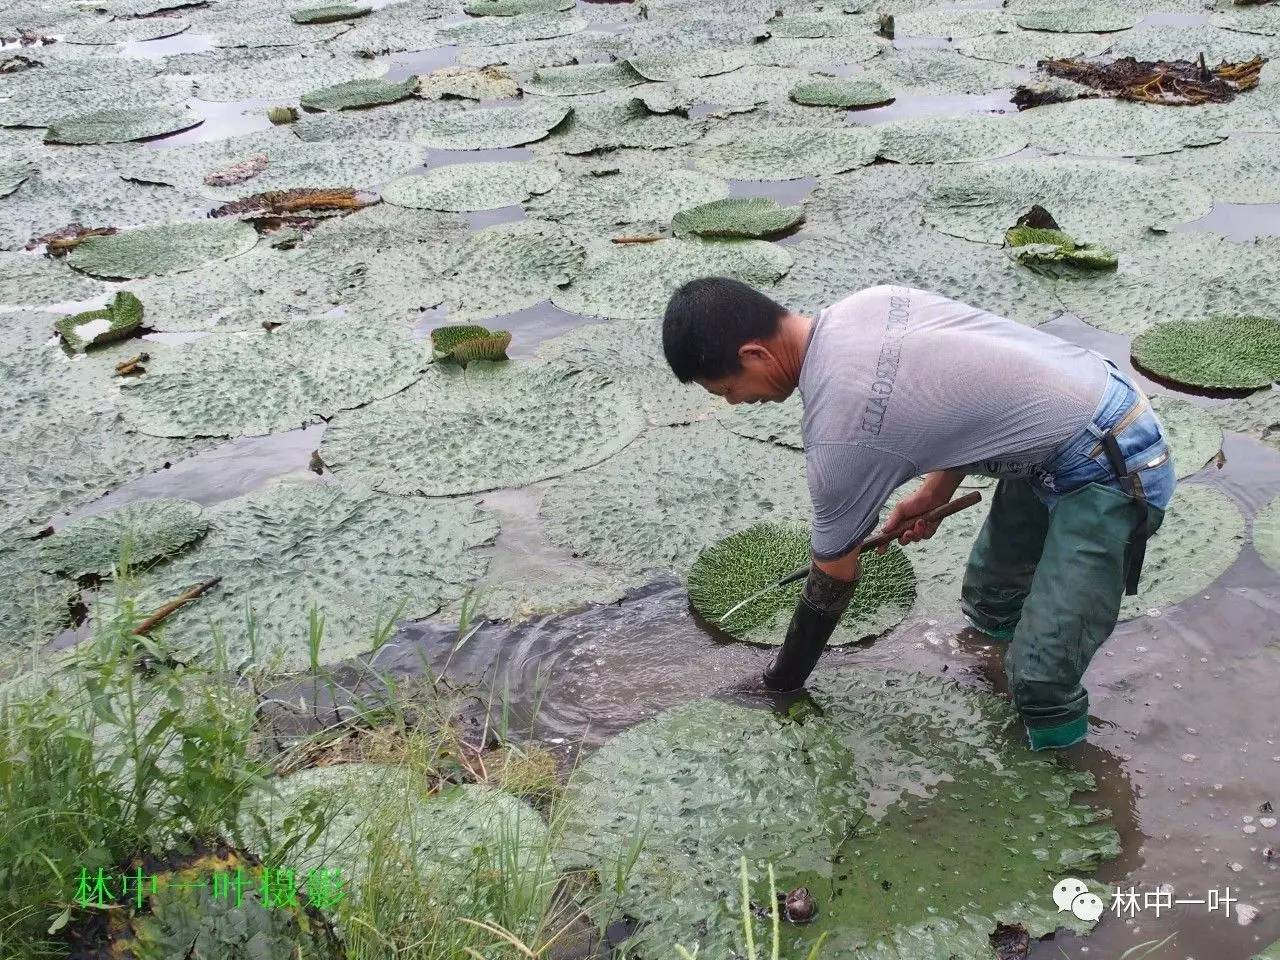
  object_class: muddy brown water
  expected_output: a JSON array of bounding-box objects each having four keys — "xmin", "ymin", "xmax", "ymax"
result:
[{"xmin": 33, "ymin": 16, "xmax": 1280, "ymax": 960}]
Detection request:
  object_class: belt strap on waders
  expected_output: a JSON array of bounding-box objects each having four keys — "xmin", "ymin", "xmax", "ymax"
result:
[{"xmin": 1099, "ymin": 429, "xmax": 1148, "ymax": 596}]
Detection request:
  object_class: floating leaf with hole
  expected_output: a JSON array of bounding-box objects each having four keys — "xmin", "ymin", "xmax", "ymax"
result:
[
  {"xmin": 557, "ymin": 666, "xmax": 1117, "ymax": 958},
  {"xmin": 1016, "ymin": 6, "xmax": 1137, "ymax": 32},
  {"xmin": 44, "ymin": 106, "xmax": 202, "ymax": 145},
  {"xmin": 1005, "ymin": 225, "xmax": 1117, "ymax": 272},
  {"xmin": 126, "ymin": 480, "xmax": 495, "ymax": 668},
  {"xmin": 522, "ymin": 61, "xmax": 646, "ymax": 96},
  {"xmin": 384, "ymin": 161, "xmax": 560, "ymax": 212},
  {"xmin": 553, "ymin": 236, "xmax": 791, "ymax": 321},
  {"xmin": 789, "ymin": 75, "xmax": 894, "ymax": 107},
  {"xmin": 541, "ymin": 420, "xmax": 810, "ymax": 577},
  {"xmin": 415, "ymin": 102, "xmax": 571, "ymax": 150},
  {"xmin": 688, "ymin": 522, "xmax": 916, "ymax": 645},
  {"xmin": 120, "ymin": 314, "xmax": 429, "ymax": 438},
  {"xmin": 627, "ymin": 48, "xmax": 749, "ymax": 81},
  {"xmin": 526, "ymin": 166, "xmax": 728, "ymax": 231},
  {"xmin": 1150, "ymin": 395, "xmax": 1222, "ymax": 480},
  {"xmin": 672, "ymin": 197, "xmax": 804, "ymax": 239},
  {"xmin": 438, "ymin": 219, "xmax": 586, "ymax": 323},
  {"xmin": 290, "ymin": 2, "xmax": 371, "ymax": 22},
  {"xmin": 877, "ymin": 115, "xmax": 1028, "ymax": 164},
  {"xmin": 299, "ymin": 75, "xmax": 418, "ymax": 111},
  {"xmin": 1130, "ymin": 315, "xmax": 1280, "ymax": 391},
  {"xmin": 429, "ymin": 323, "xmax": 512, "ymax": 363},
  {"xmin": 922, "ymin": 156, "xmax": 1213, "ymax": 245},
  {"xmin": 1119, "ymin": 484, "xmax": 1245, "ymax": 619},
  {"xmin": 535, "ymin": 318, "xmax": 717, "ymax": 426},
  {"xmin": 68, "ymin": 220, "xmax": 258, "ymax": 280},
  {"xmin": 320, "ymin": 360, "xmax": 645, "ymax": 496},
  {"xmin": 695, "ymin": 126, "xmax": 879, "ymax": 180},
  {"xmin": 1255, "ymin": 494, "xmax": 1280, "ymax": 579},
  {"xmin": 54, "ymin": 292, "xmax": 145, "ymax": 353},
  {"xmin": 40, "ymin": 498, "xmax": 208, "ymax": 579}
]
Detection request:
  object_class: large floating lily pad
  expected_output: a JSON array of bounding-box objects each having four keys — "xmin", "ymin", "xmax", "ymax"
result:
[
  {"xmin": 1119, "ymin": 484, "xmax": 1244, "ymax": 619},
  {"xmin": 1255, "ymin": 494, "xmax": 1280, "ymax": 579},
  {"xmin": 44, "ymin": 106, "xmax": 202, "ymax": 146},
  {"xmin": 415, "ymin": 102, "xmax": 571, "ymax": 150},
  {"xmin": 181, "ymin": 52, "xmax": 382, "ymax": 101},
  {"xmin": 762, "ymin": 12, "xmax": 870, "ymax": 38},
  {"xmin": 695, "ymin": 126, "xmax": 879, "ymax": 180},
  {"xmin": 1130, "ymin": 315, "xmax": 1280, "ymax": 391},
  {"xmin": 541, "ymin": 420, "xmax": 810, "ymax": 577},
  {"xmin": 790, "ymin": 75, "xmax": 894, "ymax": 107},
  {"xmin": 535, "ymin": 318, "xmax": 719, "ymax": 426},
  {"xmin": 922, "ymin": 156, "xmax": 1213, "ymax": 244},
  {"xmin": 956, "ymin": 27, "xmax": 1112, "ymax": 65},
  {"xmin": 64, "ymin": 15, "xmax": 192, "ymax": 44},
  {"xmin": 0, "ymin": 251, "xmax": 107, "ymax": 308},
  {"xmin": 67, "ymin": 220, "xmax": 259, "ymax": 280},
  {"xmin": 289, "ymin": 2, "xmax": 371, "ymax": 23},
  {"xmin": 558, "ymin": 667, "xmax": 1116, "ymax": 959},
  {"xmin": 717, "ymin": 392, "xmax": 803, "ymax": 448},
  {"xmin": 539, "ymin": 98, "xmax": 704, "ymax": 154},
  {"xmin": 128, "ymin": 481, "xmax": 496, "ymax": 669},
  {"xmin": 526, "ymin": 167, "xmax": 728, "ymax": 231},
  {"xmin": 1103, "ymin": 25, "xmax": 1278, "ymax": 64},
  {"xmin": 437, "ymin": 11, "xmax": 587, "ymax": 45},
  {"xmin": 465, "ymin": 0, "xmax": 575, "ymax": 14},
  {"xmin": 438, "ymin": 220, "xmax": 585, "ymax": 323},
  {"xmin": 41, "ymin": 498, "xmax": 208, "ymax": 579},
  {"xmin": 552, "ymin": 237, "xmax": 791, "ymax": 321},
  {"xmin": 384, "ymin": 162, "xmax": 561, "ymax": 212},
  {"xmin": 120, "ymin": 314, "xmax": 428, "ymax": 438},
  {"xmin": 627, "ymin": 48, "xmax": 749, "ymax": 81},
  {"xmin": 872, "ymin": 48, "xmax": 1018, "ymax": 93},
  {"xmin": 877, "ymin": 115, "xmax": 1028, "ymax": 164},
  {"xmin": 1016, "ymin": 6, "xmax": 1137, "ymax": 32},
  {"xmin": 319, "ymin": 360, "xmax": 645, "ymax": 496},
  {"xmin": 688, "ymin": 522, "xmax": 916, "ymax": 645},
  {"xmin": 299, "ymin": 75, "xmax": 418, "ymax": 111},
  {"xmin": 522, "ymin": 61, "xmax": 646, "ymax": 96},
  {"xmin": 673, "ymin": 197, "xmax": 805, "ymax": 239},
  {"xmin": 1150, "ymin": 395, "xmax": 1222, "ymax": 480},
  {"xmin": 240, "ymin": 765, "xmax": 547, "ymax": 905},
  {"xmin": 892, "ymin": 7, "xmax": 1014, "ymax": 39},
  {"xmin": 1018, "ymin": 98, "xmax": 1227, "ymax": 157},
  {"xmin": 319, "ymin": 0, "xmax": 450, "ymax": 56},
  {"xmin": 638, "ymin": 64, "xmax": 806, "ymax": 112},
  {"xmin": 0, "ymin": 530, "xmax": 75, "ymax": 654},
  {"xmin": 1217, "ymin": 387, "xmax": 1280, "ymax": 454},
  {"xmin": 1140, "ymin": 133, "xmax": 1280, "ymax": 203},
  {"xmin": 749, "ymin": 34, "xmax": 885, "ymax": 69}
]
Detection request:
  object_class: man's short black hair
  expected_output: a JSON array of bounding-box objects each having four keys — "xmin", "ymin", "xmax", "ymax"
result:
[{"xmin": 662, "ymin": 276, "xmax": 788, "ymax": 383}]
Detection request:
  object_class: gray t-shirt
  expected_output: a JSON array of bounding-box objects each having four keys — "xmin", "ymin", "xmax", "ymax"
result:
[{"xmin": 799, "ymin": 284, "xmax": 1109, "ymax": 561}]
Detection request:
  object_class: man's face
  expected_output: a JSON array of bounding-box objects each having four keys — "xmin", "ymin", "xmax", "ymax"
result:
[{"xmin": 696, "ymin": 344, "xmax": 792, "ymax": 405}]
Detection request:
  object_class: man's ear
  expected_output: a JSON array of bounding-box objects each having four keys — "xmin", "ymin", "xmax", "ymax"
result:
[{"xmin": 738, "ymin": 341, "xmax": 771, "ymax": 369}]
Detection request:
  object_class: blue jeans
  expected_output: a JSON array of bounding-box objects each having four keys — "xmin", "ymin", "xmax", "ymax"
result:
[{"xmin": 1028, "ymin": 360, "xmax": 1176, "ymax": 514}]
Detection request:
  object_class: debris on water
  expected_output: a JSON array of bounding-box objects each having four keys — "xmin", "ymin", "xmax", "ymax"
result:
[
  {"xmin": 0, "ymin": 53, "xmax": 42, "ymax": 73},
  {"xmin": 1181, "ymin": 753, "xmax": 1198, "ymax": 762},
  {"xmin": 27, "ymin": 223, "xmax": 118, "ymax": 257},
  {"xmin": 1235, "ymin": 902, "xmax": 1261, "ymax": 926},
  {"xmin": 1245, "ymin": 824, "xmax": 1259, "ymax": 834},
  {"xmin": 268, "ymin": 106, "xmax": 300, "ymax": 125},
  {"xmin": 1264, "ymin": 846, "xmax": 1278, "ymax": 861},
  {"xmin": 990, "ymin": 922, "xmax": 1031, "ymax": 960},
  {"xmin": 204, "ymin": 154, "xmax": 269, "ymax": 187},
  {"xmin": 1261, "ymin": 800, "xmax": 1273, "ymax": 813},
  {"xmin": 1040, "ymin": 54, "xmax": 1266, "ymax": 105},
  {"xmin": 783, "ymin": 886, "xmax": 816, "ymax": 924},
  {"xmin": 115, "ymin": 352, "xmax": 149, "ymax": 377},
  {"xmin": 1229, "ymin": 861, "xmax": 1244, "ymax": 872},
  {"xmin": 207, "ymin": 188, "xmax": 375, "ymax": 227},
  {"xmin": 1261, "ymin": 817, "xmax": 1278, "ymax": 828}
]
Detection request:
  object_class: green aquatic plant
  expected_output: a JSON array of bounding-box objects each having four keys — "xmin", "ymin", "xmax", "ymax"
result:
[
  {"xmin": 1130, "ymin": 314, "xmax": 1280, "ymax": 390},
  {"xmin": 673, "ymin": 197, "xmax": 805, "ymax": 240},
  {"xmin": 789, "ymin": 76, "xmax": 894, "ymax": 108},
  {"xmin": 44, "ymin": 106, "xmax": 202, "ymax": 145},
  {"xmin": 54, "ymin": 291, "xmax": 145, "ymax": 352},
  {"xmin": 1004, "ymin": 224, "xmax": 1118, "ymax": 271},
  {"xmin": 300, "ymin": 75, "xmax": 418, "ymax": 111},
  {"xmin": 267, "ymin": 105, "xmax": 299, "ymax": 124},
  {"xmin": 686, "ymin": 521, "xmax": 916, "ymax": 645},
  {"xmin": 430, "ymin": 324, "xmax": 512, "ymax": 363},
  {"xmin": 40, "ymin": 498, "xmax": 208, "ymax": 579},
  {"xmin": 289, "ymin": 2, "xmax": 371, "ymax": 24}
]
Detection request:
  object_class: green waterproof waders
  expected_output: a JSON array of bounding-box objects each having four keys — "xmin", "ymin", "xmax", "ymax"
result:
[{"xmin": 961, "ymin": 478, "xmax": 1166, "ymax": 750}]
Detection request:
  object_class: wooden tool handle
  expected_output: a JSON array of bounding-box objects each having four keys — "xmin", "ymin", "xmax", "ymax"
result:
[{"xmin": 862, "ymin": 489, "xmax": 983, "ymax": 552}]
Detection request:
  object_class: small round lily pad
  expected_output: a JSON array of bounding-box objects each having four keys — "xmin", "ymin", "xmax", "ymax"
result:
[
  {"xmin": 383, "ymin": 162, "xmax": 561, "ymax": 212},
  {"xmin": 299, "ymin": 76, "xmax": 418, "ymax": 111},
  {"xmin": 789, "ymin": 75, "xmax": 894, "ymax": 108},
  {"xmin": 1255, "ymin": 494, "xmax": 1280, "ymax": 578},
  {"xmin": 1131, "ymin": 315, "xmax": 1280, "ymax": 391},
  {"xmin": 41, "ymin": 498, "xmax": 208, "ymax": 579},
  {"xmin": 672, "ymin": 197, "xmax": 805, "ymax": 239},
  {"xmin": 44, "ymin": 106, "xmax": 203, "ymax": 145},
  {"xmin": 68, "ymin": 220, "xmax": 258, "ymax": 280},
  {"xmin": 688, "ymin": 522, "xmax": 916, "ymax": 645}
]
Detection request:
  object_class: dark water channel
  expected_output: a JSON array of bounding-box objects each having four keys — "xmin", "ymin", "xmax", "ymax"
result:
[{"xmin": 38, "ymin": 13, "xmax": 1280, "ymax": 960}]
